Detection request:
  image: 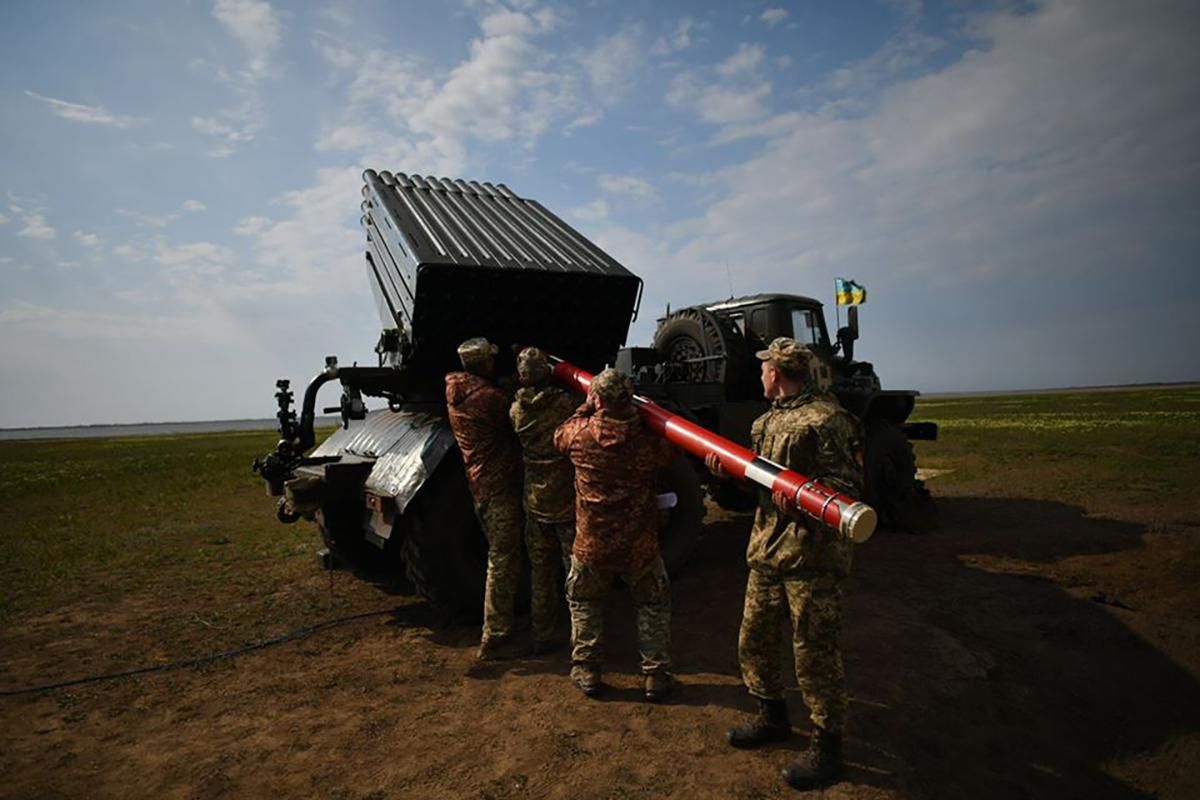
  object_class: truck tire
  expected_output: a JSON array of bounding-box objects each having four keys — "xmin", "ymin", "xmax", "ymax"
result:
[
  {"xmin": 863, "ymin": 421, "xmax": 935, "ymax": 532},
  {"xmin": 398, "ymin": 454, "xmax": 489, "ymax": 620},
  {"xmin": 657, "ymin": 456, "xmax": 706, "ymax": 576},
  {"xmin": 653, "ymin": 309, "xmax": 757, "ymax": 398}
]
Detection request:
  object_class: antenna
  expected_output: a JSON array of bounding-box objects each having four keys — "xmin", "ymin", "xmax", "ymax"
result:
[{"xmin": 725, "ymin": 259, "xmax": 735, "ymax": 299}]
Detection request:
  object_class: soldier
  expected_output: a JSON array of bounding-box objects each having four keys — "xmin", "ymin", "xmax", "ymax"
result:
[
  {"xmin": 445, "ymin": 337, "xmax": 524, "ymax": 660},
  {"xmin": 509, "ymin": 347, "xmax": 578, "ymax": 654},
  {"xmin": 706, "ymin": 337, "xmax": 863, "ymax": 791},
  {"xmin": 554, "ymin": 368, "xmax": 676, "ymax": 701}
]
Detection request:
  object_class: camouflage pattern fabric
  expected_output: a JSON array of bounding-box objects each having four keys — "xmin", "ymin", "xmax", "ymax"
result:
[
  {"xmin": 445, "ymin": 371, "xmax": 521, "ymax": 500},
  {"xmin": 745, "ymin": 389, "xmax": 863, "ymax": 577},
  {"xmin": 510, "ymin": 385, "xmax": 578, "ymax": 524},
  {"xmin": 477, "ymin": 491, "xmax": 524, "ymax": 642},
  {"xmin": 526, "ymin": 518, "xmax": 575, "ymax": 643},
  {"xmin": 554, "ymin": 405, "xmax": 675, "ymax": 574},
  {"xmin": 589, "ymin": 367, "xmax": 633, "ymax": 405},
  {"xmin": 566, "ymin": 555, "xmax": 670, "ymax": 675},
  {"xmin": 457, "ymin": 336, "xmax": 499, "ymax": 368},
  {"xmin": 738, "ymin": 571, "xmax": 846, "ymax": 734}
]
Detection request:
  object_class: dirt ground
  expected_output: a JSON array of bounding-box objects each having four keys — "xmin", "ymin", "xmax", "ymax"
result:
[{"xmin": 2, "ymin": 487, "xmax": 1199, "ymax": 800}]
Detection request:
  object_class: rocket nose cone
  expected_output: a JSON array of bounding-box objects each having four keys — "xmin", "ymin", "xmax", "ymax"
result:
[{"xmin": 842, "ymin": 503, "xmax": 877, "ymax": 544}]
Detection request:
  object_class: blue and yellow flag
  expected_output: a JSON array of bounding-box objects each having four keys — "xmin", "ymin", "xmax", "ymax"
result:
[{"xmin": 835, "ymin": 278, "xmax": 867, "ymax": 305}]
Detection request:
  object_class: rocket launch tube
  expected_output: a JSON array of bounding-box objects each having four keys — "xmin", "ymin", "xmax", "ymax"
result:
[{"xmin": 548, "ymin": 355, "xmax": 877, "ymax": 544}]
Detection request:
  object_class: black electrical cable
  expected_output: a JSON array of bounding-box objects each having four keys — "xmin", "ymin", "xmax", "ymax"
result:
[{"xmin": 0, "ymin": 606, "xmax": 404, "ymax": 698}]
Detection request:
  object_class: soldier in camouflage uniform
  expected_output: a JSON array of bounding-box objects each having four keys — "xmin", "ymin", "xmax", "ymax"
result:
[
  {"xmin": 445, "ymin": 337, "xmax": 525, "ymax": 660},
  {"xmin": 554, "ymin": 368, "xmax": 677, "ymax": 701},
  {"xmin": 509, "ymin": 347, "xmax": 578, "ymax": 653},
  {"xmin": 707, "ymin": 337, "xmax": 863, "ymax": 791}
]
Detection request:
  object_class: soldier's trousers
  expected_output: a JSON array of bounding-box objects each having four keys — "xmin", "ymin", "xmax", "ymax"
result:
[
  {"xmin": 738, "ymin": 569, "xmax": 847, "ymax": 734},
  {"xmin": 476, "ymin": 492, "xmax": 524, "ymax": 642},
  {"xmin": 526, "ymin": 518, "xmax": 575, "ymax": 644},
  {"xmin": 566, "ymin": 556, "xmax": 671, "ymax": 675}
]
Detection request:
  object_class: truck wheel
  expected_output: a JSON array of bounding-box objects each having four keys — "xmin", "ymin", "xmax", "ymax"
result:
[
  {"xmin": 398, "ymin": 454, "xmax": 488, "ymax": 620},
  {"xmin": 863, "ymin": 421, "xmax": 936, "ymax": 532},
  {"xmin": 657, "ymin": 456, "xmax": 706, "ymax": 576},
  {"xmin": 653, "ymin": 309, "xmax": 757, "ymax": 397}
]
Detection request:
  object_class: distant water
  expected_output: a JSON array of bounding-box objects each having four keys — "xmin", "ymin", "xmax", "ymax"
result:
[{"xmin": 0, "ymin": 418, "xmax": 335, "ymax": 442}]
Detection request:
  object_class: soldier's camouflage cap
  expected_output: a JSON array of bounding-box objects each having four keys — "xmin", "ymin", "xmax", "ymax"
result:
[
  {"xmin": 457, "ymin": 336, "xmax": 499, "ymax": 367},
  {"xmin": 517, "ymin": 346, "xmax": 551, "ymax": 384},
  {"xmin": 756, "ymin": 337, "xmax": 816, "ymax": 374},
  {"xmin": 591, "ymin": 367, "xmax": 634, "ymax": 406}
]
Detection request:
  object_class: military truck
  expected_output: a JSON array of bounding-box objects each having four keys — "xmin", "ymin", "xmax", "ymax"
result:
[
  {"xmin": 632, "ymin": 295, "xmax": 937, "ymax": 528},
  {"xmin": 253, "ymin": 171, "xmax": 934, "ymax": 617}
]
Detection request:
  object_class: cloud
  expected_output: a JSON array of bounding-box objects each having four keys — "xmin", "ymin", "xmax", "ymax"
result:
[
  {"xmin": 0, "ymin": 212, "xmax": 9, "ymax": 224},
  {"xmin": 17, "ymin": 214, "xmax": 55, "ymax": 240},
  {"xmin": 668, "ymin": 42, "xmax": 774, "ymax": 125},
  {"xmin": 117, "ymin": 208, "xmax": 177, "ymax": 228},
  {"xmin": 24, "ymin": 91, "xmax": 144, "ymax": 129},
  {"xmin": 760, "ymin": 9, "xmax": 789, "ymax": 28},
  {"xmin": 563, "ymin": 109, "xmax": 602, "ymax": 134},
  {"xmin": 211, "ymin": 0, "xmax": 282, "ymax": 79},
  {"xmin": 667, "ymin": 72, "xmax": 773, "ymax": 125},
  {"xmin": 571, "ymin": 199, "xmax": 609, "ymax": 224},
  {"xmin": 195, "ymin": 0, "xmax": 281, "ymax": 157},
  {"xmin": 653, "ymin": 0, "xmax": 1200, "ymax": 389},
  {"xmin": 581, "ymin": 24, "xmax": 644, "ymax": 104},
  {"xmin": 598, "ymin": 174, "xmax": 657, "ymax": 202},
  {"xmin": 233, "ymin": 215, "xmax": 271, "ymax": 236},
  {"xmin": 316, "ymin": 6, "xmax": 579, "ymax": 174},
  {"xmin": 74, "ymin": 231, "xmax": 102, "ymax": 248},
  {"xmin": 0, "ymin": 301, "xmax": 242, "ymax": 345},
  {"xmin": 717, "ymin": 43, "xmax": 766, "ymax": 78},
  {"xmin": 650, "ymin": 18, "xmax": 696, "ymax": 56},
  {"xmin": 182, "ymin": 200, "xmax": 207, "ymax": 212},
  {"xmin": 112, "ymin": 242, "xmax": 146, "ymax": 262}
]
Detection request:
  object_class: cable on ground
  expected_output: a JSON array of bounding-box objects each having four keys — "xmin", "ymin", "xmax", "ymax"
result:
[{"xmin": 0, "ymin": 606, "xmax": 404, "ymax": 698}]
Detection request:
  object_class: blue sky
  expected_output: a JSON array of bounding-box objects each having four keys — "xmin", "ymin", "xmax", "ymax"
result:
[{"xmin": 1, "ymin": 0, "xmax": 1197, "ymax": 427}]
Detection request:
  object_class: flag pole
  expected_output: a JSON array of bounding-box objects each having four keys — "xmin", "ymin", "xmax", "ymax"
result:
[{"xmin": 834, "ymin": 278, "xmax": 841, "ymax": 340}]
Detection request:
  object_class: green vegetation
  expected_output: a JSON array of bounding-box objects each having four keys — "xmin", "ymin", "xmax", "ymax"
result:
[
  {"xmin": 0, "ymin": 428, "xmax": 335, "ymax": 624},
  {"xmin": 1, "ymin": 388, "xmax": 1197, "ymax": 626},
  {"xmin": 913, "ymin": 387, "xmax": 1200, "ymax": 513}
]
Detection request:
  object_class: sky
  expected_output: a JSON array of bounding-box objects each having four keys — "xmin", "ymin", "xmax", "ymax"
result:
[{"xmin": 1, "ymin": 0, "xmax": 1198, "ymax": 427}]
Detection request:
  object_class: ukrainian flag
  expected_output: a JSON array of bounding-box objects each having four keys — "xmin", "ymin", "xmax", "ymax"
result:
[{"xmin": 835, "ymin": 278, "xmax": 867, "ymax": 305}]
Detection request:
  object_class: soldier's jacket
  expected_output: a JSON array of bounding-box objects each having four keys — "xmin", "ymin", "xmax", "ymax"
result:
[
  {"xmin": 445, "ymin": 372, "xmax": 521, "ymax": 501},
  {"xmin": 510, "ymin": 385, "xmax": 578, "ymax": 524},
  {"xmin": 748, "ymin": 389, "xmax": 863, "ymax": 577},
  {"xmin": 555, "ymin": 405, "xmax": 674, "ymax": 573}
]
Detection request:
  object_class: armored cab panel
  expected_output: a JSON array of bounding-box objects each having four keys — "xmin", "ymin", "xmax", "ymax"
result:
[{"xmin": 361, "ymin": 170, "xmax": 642, "ymax": 389}]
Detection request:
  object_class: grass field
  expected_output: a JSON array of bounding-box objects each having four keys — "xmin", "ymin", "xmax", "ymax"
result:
[
  {"xmin": 1, "ymin": 387, "xmax": 1198, "ymax": 800},
  {"xmin": 913, "ymin": 387, "xmax": 1200, "ymax": 516},
  {"xmin": 2, "ymin": 389, "xmax": 1197, "ymax": 626}
]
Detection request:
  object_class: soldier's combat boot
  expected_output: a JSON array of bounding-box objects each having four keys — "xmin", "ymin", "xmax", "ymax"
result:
[
  {"xmin": 727, "ymin": 698, "xmax": 791, "ymax": 749},
  {"xmin": 781, "ymin": 727, "xmax": 843, "ymax": 791},
  {"xmin": 644, "ymin": 672, "xmax": 673, "ymax": 702},
  {"xmin": 476, "ymin": 635, "xmax": 514, "ymax": 662},
  {"xmin": 570, "ymin": 663, "xmax": 602, "ymax": 697}
]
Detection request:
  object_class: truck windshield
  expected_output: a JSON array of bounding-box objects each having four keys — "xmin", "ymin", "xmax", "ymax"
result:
[{"xmin": 790, "ymin": 307, "xmax": 824, "ymax": 346}]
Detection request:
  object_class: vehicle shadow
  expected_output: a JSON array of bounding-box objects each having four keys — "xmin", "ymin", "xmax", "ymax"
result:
[
  {"xmin": 594, "ymin": 496, "xmax": 1198, "ymax": 798},
  {"xmin": 845, "ymin": 495, "xmax": 1197, "ymax": 799}
]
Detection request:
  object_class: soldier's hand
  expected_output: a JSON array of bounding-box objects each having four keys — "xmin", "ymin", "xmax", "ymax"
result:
[
  {"xmin": 772, "ymin": 489, "xmax": 799, "ymax": 517},
  {"xmin": 705, "ymin": 453, "xmax": 729, "ymax": 479}
]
